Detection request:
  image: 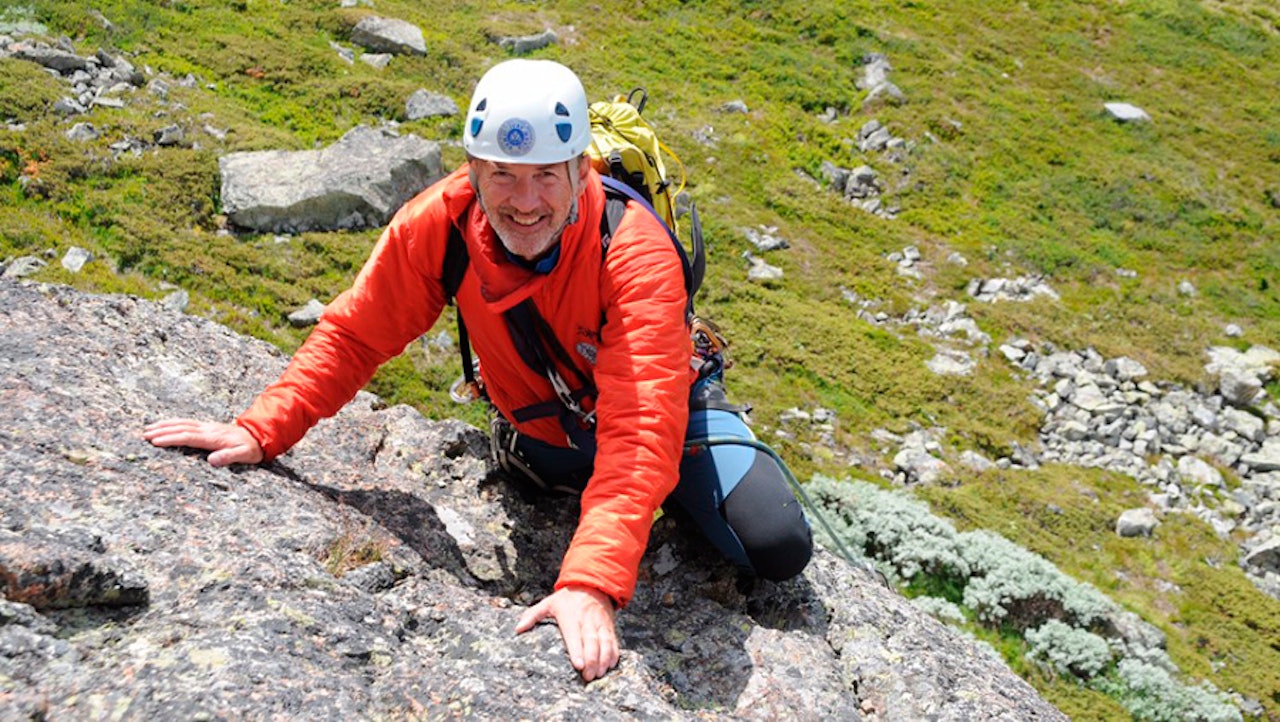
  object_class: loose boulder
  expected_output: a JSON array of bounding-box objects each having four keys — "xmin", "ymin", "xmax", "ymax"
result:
[
  {"xmin": 404, "ymin": 89, "xmax": 458, "ymax": 120},
  {"xmin": 350, "ymin": 16, "xmax": 426, "ymax": 56},
  {"xmin": 1116, "ymin": 508, "xmax": 1159, "ymax": 538},
  {"xmin": 219, "ymin": 126, "xmax": 444, "ymax": 233}
]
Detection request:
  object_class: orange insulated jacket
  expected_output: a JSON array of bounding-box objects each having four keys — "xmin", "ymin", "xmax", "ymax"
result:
[{"xmin": 236, "ymin": 165, "xmax": 695, "ymax": 606}]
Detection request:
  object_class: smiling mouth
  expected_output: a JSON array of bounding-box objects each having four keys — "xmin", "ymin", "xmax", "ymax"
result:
[{"xmin": 508, "ymin": 213, "xmax": 546, "ymax": 227}]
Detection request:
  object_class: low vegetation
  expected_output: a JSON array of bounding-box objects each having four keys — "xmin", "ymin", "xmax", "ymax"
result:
[{"xmin": 2, "ymin": 0, "xmax": 1277, "ymax": 718}]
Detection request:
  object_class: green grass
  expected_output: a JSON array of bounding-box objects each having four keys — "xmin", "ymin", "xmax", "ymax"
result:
[{"xmin": 3, "ymin": 0, "xmax": 1279, "ymax": 717}]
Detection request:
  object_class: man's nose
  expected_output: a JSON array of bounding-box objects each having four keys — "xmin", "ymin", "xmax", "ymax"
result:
[{"xmin": 508, "ymin": 175, "xmax": 540, "ymax": 211}]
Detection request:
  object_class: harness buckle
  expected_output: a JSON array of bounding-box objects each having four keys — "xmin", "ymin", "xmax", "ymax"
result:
[{"xmin": 691, "ymin": 316, "xmax": 732, "ymax": 370}]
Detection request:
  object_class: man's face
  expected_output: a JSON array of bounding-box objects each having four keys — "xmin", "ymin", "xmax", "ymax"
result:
[{"xmin": 471, "ymin": 157, "xmax": 588, "ymax": 261}]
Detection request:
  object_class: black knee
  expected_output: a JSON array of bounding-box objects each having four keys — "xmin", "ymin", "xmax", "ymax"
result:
[{"xmin": 722, "ymin": 451, "xmax": 813, "ymax": 581}]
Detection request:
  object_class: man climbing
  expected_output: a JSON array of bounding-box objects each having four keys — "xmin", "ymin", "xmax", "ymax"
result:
[{"xmin": 144, "ymin": 59, "xmax": 812, "ymax": 682}]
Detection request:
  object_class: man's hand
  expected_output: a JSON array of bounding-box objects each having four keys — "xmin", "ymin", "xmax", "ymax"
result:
[
  {"xmin": 143, "ymin": 419, "xmax": 264, "ymax": 467},
  {"xmin": 515, "ymin": 585, "xmax": 619, "ymax": 682}
]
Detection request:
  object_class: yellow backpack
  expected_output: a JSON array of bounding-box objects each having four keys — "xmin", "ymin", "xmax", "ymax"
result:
[{"xmin": 586, "ymin": 88, "xmax": 686, "ymax": 236}]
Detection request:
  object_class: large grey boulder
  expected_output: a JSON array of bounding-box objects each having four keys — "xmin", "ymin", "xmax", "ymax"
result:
[
  {"xmin": 350, "ymin": 16, "xmax": 426, "ymax": 56},
  {"xmin": 0, "ymin": 279, "xmax": 1065, "ymax": 720},
  {"xmin": 219, "ymin": 126, "xmax": 443, "ymax": 233}
]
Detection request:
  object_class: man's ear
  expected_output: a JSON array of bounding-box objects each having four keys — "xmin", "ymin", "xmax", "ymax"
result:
[{"xmin": 577, "ymin": 154, "xmax": 591, "ymax": 184}]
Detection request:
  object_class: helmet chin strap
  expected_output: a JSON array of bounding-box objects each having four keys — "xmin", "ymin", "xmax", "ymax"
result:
[{"xmin": 565, "ymin": 156, "xmax": 581, "ymax": 226}]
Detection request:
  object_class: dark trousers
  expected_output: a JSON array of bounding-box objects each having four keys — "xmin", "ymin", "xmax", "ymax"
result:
[{"xmin": 514, "ymin": 407, "xmax": 813, "ymax": 581}]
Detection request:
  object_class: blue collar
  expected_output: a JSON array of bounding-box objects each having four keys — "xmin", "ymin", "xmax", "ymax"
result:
[{"xmin": 506, "ymin": 244, "xmax": 561, "ymax": 274}]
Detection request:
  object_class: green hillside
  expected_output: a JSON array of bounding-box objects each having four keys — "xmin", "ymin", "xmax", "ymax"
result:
[{"xmin": 2, "ymin": 1, "xmax": 1277, "ymax": 718}]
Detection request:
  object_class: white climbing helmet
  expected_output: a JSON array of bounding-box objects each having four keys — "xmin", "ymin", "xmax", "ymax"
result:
[{"xmin": 463, "ymin": 59, "xmax": 591, "ymax": 165}]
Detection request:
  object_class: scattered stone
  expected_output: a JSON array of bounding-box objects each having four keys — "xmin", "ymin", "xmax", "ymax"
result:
[
  {"xmin": 12, "ymin": 42, "xmax": 91, "ymax": 73},
  {"xmin": 148, "ymin": 77, "xmax": 170, "ymax": 98},
  {"xmin": 744, "ymin": 252, "xmax": 783, "ymax": 282},
  {"xmin": 926, "ymin": 348, "xmax": 976, "ymax": 376},
  {"xmin": 287, "ymin": 299, "xmax": 326, "ymax": 327},
  {"xmin": 894, "ymin": 445, "xmax": 951, "ymax": 485},
  {"xmin": 1243, "ymin": 537, "xmax": 1280, "ymax": 574},
  {"xmin": 1177, "ymin": 457, "xmax": 1223, "ymax": 488},
  {"xmin": 405, "ymin": 89, "xmax": 458, "ymax": 120},
  {"xmin": 692, "ymin": 124, "xmax": 718, "ymax": 147},
  {"xmin": 161, "ymin": 289, "xmax": 190, "ymax": 313},
  {"xmin": 91, "ymin": 96, "xmax": 126, "ymax": 110},
  {"xmin": 219, "ymin": 125, "xmax": 444, "ymax": 233},
  {"xmin": 65, "ymin": 122, "xmax": 98, "ymax": 142},
  {"xmin": 720, "ymin": 100, "xmax": 748, "ymax": 114},
  {"xmin": 858, "ymin": 53, "xmax": 905, "ymax": 108},
  {"xmin": 1206, "ymin": 345, "xmax": 1277, "ymax": 407},
  {"xmin": 959, "ymin": 450, "xmax": 996, "ymax": 473},
  {"xmin": 858, "ymin": 119, "xmax": 900, "ymax": 153},
  {"xmin": 1104, "ymin": 102, "xmax": 1150, "ymax": 122},
  {"xmin": 360, "ymin": 53, "xmax": 392, "ymax": 70},
  {"xmin": 495, "ymin": 29, "xmax": 557, "ymax": 54},
  {"xmin": 329, "ymin": 40, "xmax": 355, "ymax": 64},
  {"xmin": 2, "ymin": 256, "xmax": 46, "ymax": 279},
  {"xmin": 946, "ymin": 251, "xmax": 968, "ymax": 266},
  {"xmin": 1240, "ymin": 442, "xmax": 1280, "ymax": 473},
  {"xmin": 422, "ymin": 330, "xmax": 453, "ymax": 352},
  {"xmin": 154, "ymin": 123, "xmax": 184, "ymax": 146},
  {"xmin": 1225, "ymin": 324, "xmax": 1243, "ymax": 338},
  {"xmin": 1104, "ymin": 357, "xmax": 1147, "ymax": 382},
  {"xmin": 967, "ymin": 277, "xmax": 1059, "ymax": 303},
  {"xmin": 1116, "ymin": 508, "xmax": 1159, "ymax": 537},
  {"xmin": 1177, "ymin": 280, "xmax": 1196, "ymax": 297},
  {"xmin": 60, "ymin": 247, "xmax": 92, "ymax": 273},
  {"xmin": 52, "ymin": 97, "xmax": 85, "ymax": 116},
  {"xmin": 820, "ymin": 161, "xmax": 895, "ymax": 219},
  {"xmin": 350, "ymin": 16, "xmax": 427, "ymax": 56},
  {"xmin": 742, "ymin": 225, "xmax": 789, "ymax": 252}
]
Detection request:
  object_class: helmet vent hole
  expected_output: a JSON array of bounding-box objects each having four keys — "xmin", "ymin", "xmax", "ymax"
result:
[
  {"xmin": 554, "ymin": 102, "xmax": 570, "ymax": 117},
  {"xmin": 475, "ymin": 98, "xmax": 488, "ymax": 112},
  {"xmin": 556, "ymin": 123, "xmax": 572, "ymax": 143},
  {"xmin": 470, "ymin": 118, "xmax": 484, "ymax": 137}
]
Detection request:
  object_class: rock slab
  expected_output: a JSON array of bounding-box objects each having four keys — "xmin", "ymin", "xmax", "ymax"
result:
[{"xmin": 0, "ymin": 279, "xmax": 1064, "ymax": 720}]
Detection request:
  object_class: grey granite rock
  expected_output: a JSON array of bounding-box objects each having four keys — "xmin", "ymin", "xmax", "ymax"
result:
[{"xmin": 0, "ymin": 279, "xmax": 1064, "ymax": 719}]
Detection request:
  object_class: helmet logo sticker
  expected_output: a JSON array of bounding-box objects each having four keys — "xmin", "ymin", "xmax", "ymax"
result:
[{"xmin": 497, "ymin": 118, "xmax": 535, "ymax": 157}]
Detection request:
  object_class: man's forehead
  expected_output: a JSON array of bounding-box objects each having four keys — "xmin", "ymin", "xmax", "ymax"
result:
[{"xmin": 485, "ymin": 160, "xmax": 565, "ymax": 172}]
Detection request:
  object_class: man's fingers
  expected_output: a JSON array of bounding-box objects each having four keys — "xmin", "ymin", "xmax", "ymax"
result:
[
  {"xmin": 587, "ymin": 621, "xmax": 619, "ymax": 681},
  {"xmin": 143, "ymin": 419, "xmax": 264, "ymax": 465},
  {"xmin": 579, "ymin": 621, "xmax": 601, "ymax": 681},
  {"xmin": 558, "ymin": 613, "xmax": 586, "ymax": 672},
  {"xmin": 208, "ymin": 446, "xmax": 255, "ymax": 467},
  {"xmin": 514, "ymin": 599, "xmax": 550, "ymax": 635}
]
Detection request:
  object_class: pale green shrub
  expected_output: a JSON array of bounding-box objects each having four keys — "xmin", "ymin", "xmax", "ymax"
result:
[
  {"xmin": 1098, "ymin": 659, "xmax": 1242, "ymax": 722},
  {"xmin": 808, "ymin": 475, "xmax": 969, "ymax": 580},
  {"xmin": 1025, "ymin": 619, "xmax": 1113, "ymax": 679},
  {"xmin": 958, "ymin": 529, "xmax": 1117, "ymax": 630}
]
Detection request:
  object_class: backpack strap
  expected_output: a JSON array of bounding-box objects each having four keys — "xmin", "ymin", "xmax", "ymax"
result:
[
  {"xmin": 445, "ymin": 178, "xmax": 704, "ymax": 426},
  {"xmin": 443, "ymin": 223, "xmax": 481, "ymax": 401},
  {"xmin": 598, "ymin": 175, "xmax": 702, "ymax": 317}
]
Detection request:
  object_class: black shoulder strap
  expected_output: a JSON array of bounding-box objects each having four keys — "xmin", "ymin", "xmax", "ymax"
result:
[
  {"xmin": 443, "ymin": 223, "xmax": 476, "ymax": 390},
  {"xmin": 446, "ymin": 181, "xmax": 706, "ymax": 423}
]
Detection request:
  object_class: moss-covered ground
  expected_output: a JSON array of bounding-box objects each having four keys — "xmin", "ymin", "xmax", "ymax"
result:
[{"xmin": 2, "ymin": 1, "xmax": 1278, "ymax": 717}]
